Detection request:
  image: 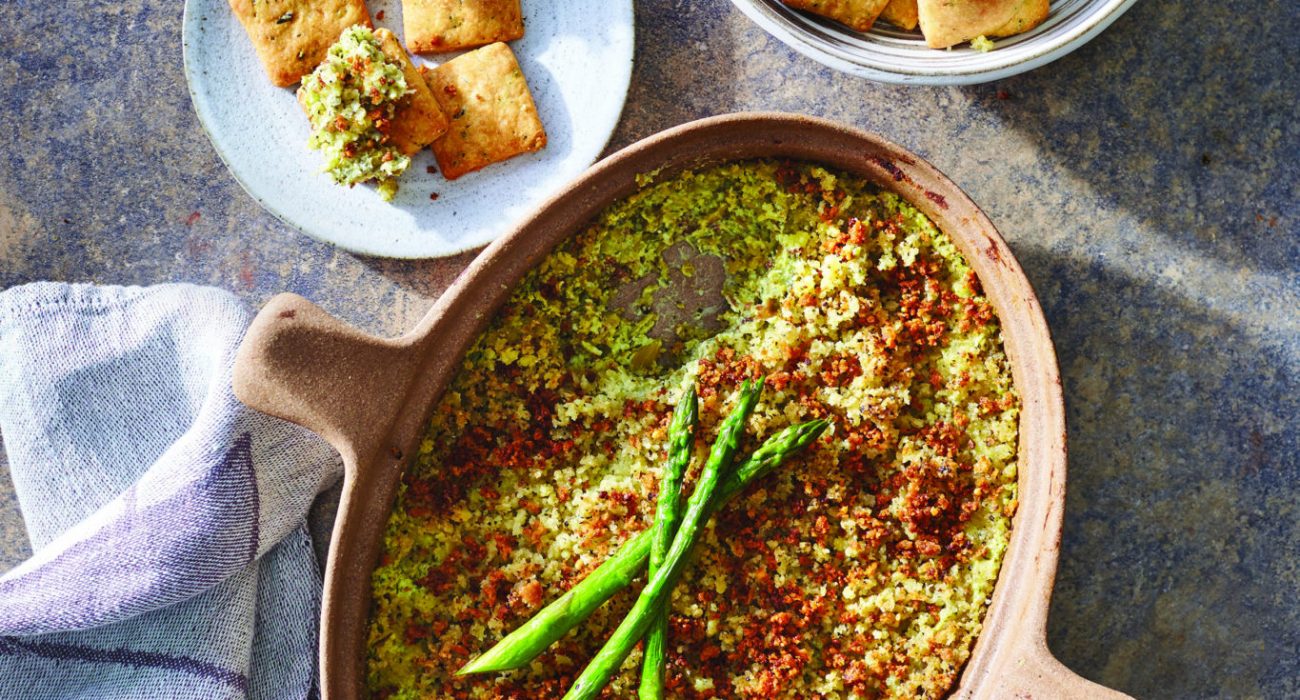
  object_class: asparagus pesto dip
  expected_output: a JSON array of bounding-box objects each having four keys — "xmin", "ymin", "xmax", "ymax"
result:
[
  {"xmin": 298, "ymin": 25, "xmax": 410, "ymax": 201},
  {"xmin": 367, "ymin": 161, "xmax": 1021, "ymax": 698}
]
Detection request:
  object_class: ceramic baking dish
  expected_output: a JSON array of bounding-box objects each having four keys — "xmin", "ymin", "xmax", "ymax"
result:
[{"xmin": 232, "ymin": 112, "xmax": 1128, "ymax": 700}]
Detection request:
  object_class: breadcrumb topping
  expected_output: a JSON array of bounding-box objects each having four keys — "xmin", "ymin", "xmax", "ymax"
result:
[{"xmin": 367, "ymin": 160, "xmax": 1020, "ymax": 699}]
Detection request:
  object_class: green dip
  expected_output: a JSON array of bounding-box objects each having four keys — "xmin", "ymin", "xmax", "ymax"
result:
[
  {"xmin": 368, "ymin": 160, "xmax": 1020, "ymax": 699},
  {"xmin": 298, "ymin": 25, "xmax": 410, "ymax": 201}
]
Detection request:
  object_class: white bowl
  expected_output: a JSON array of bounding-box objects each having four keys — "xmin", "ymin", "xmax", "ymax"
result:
[{"xmin": 729, "ymin": 0, "xmax": 1138, "ymax": 85}]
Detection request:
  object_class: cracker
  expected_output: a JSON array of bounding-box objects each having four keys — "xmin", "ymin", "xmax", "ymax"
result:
[
  {"xmin": 780, "ymin": 0, "xmax": 891, "ymax": 32},
  {"xmin": 985, "ymin": 0, "xmax": 1049, "ymax": 38},
  {"xmin": 375, "ymin": 29, "xmax": 450, "ymax": 154},
  {"xmin": 403, "ymin": 0, "xmax": 525, "ymax": 54},
  {"xmin": 880, "ymin": 0, "xmax": 919, "ymax": 31},
  {"xmin": 422, "ymin": 43, "xmax": 546, "ymax": 180},
  {"xmin": 917, "ymin": 0, "xmax": 1049, "ymax": 48},
  {"xmin": 228, "ymin": 0, "xmax": 371, "ymax": 87}
]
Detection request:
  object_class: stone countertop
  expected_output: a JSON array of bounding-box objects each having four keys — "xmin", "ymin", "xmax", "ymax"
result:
[{"xmin": 0, "ymin": 1, "xmax": 1295, "ymax": 697}]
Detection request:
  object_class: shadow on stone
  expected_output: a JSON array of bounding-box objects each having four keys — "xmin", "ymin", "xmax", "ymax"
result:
[
  {"xmin": 1013, "ymin": 243, "xmax": 1299, "ymax": 699},
  {"xmin": 964, "ymin": 0, "xmax": 1298, "ymax": 277},
  {"xmin": 604, "ymin": 1, "xmax": 745, "ymax": 149},
  {"xmin": 353, "ymin": 249, "xmax": 480, "ymax": 303}
]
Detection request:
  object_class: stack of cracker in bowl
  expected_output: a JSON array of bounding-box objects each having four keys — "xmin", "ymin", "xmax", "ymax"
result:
[
  {"xmin": 781, "ymin": 0, "xmax": 1050, "ymax": 49},
  {"xmin": 228, "ymin": 0, "xmax": 546, "ymax": 199}
]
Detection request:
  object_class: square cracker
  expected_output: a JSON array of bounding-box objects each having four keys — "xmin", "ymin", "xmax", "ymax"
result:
[
  {"xmin": 880, "ymin": 0, "xmax": 919, "ymax": 30},
  {"xmin": 404, "ymin": 0, "xmax": 525, "ymax": 54},
  {"xmin": 421, "ymin": 43, "xmax": 546, "ymax": 180},
  {"xmin": 375, "ymin": 29, "xmax": 450, "ymax": 154},
  {"xmin": 229, "ymin": 0, "xmax": 371, "ymax": 87},
  {"xmin": 917, "ymin": 0, "xmax": 1049, "ymax": 48},
  {"xmin": 780, "ymin": 0, "xmax": 891, "ymax": 32}
]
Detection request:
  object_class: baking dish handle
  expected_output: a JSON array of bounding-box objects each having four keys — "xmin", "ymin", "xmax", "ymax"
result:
[
  {"xmin": 984, "ymin": 640, "xmax": 1132, "ymax": 700},
  {"xmin": 233, "ymin": 293, "xmax": 431, "ymax": 700},
  {"xmin": 232, "ymin": 292, "xmax": 421, "ymax": 471}
]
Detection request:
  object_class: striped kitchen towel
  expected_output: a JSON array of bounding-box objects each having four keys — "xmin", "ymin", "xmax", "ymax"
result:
[{"xmin": 0, "ymin": 283, "xmax": 343, "ymax": 699}]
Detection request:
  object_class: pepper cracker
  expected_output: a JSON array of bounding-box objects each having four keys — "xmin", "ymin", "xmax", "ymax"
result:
[
  {"xmin": 917, "ymin": 0, "xmax": 1050, "ymax": 48},
  {"xmin": 403, "ymin": 0, "xmax": 525, "ymax": 54},
  {"xmin": 780, "ymin": 0, "xmax": 891, "ymax": 32},
  {"xmin": 374, "ymin": 29, "xmax": 450, "ymax": 154},
  {"xmin": 420, "ymin": 43, "xmax": 546, "ymax": 180},
  {"xmin": 229, "ymin": 0, "xmax": 371, "ymax": 87}
]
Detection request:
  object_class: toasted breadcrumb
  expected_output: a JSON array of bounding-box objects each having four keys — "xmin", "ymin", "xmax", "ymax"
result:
[{"xmin": 367, "ymin": 160, "xmax": 1019, "ymax": 699}]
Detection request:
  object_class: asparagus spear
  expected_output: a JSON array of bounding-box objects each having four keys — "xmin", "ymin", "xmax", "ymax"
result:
[
  {"xmin": 639, "ymin": 385, "xmax": 698, "ymax": 700},
  {"xmin": 562, "ymin": 380, "xmax": 764, "ymax": 700},
  {"xmin": 457, "ymin": 417, "xmax": 830, "ymax": 675},
  {"xmin": 722, "ymin": 419, "xmax": 828, "ymax": 502}
]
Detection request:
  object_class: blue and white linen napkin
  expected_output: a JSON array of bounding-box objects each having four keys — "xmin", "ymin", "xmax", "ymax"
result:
[{"xmin": 0, "ymin": 283, "xmax": 343, "ymax": 699}]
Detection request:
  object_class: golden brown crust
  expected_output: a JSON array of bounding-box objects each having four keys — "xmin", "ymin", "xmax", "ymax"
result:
[
  {"xmin": 228, "ymin": 0, "xmax": 371, "ymax": 87},
  {"xmin": 421, "ymin": 43, "xmax": 546, "ymax": 180},
  {"xmin": 402, "ymin": 0, "xmax": 525, "ymax": 54},
  {"xmin": 780, "ymin": 0, "xmax": 891, "ymax": 32},
  {"xmin": 986, "ymin": 0, "xmax": 1050, "ymax": 38},
  {"xmin": 879, "ymin": 0, "xmax": 919, "ymax": 31},
  {"xmin": 374, "ymin": 29, "xmax": 450, "ymax": 155},
  {"xmin": 917, "ymin": 0, "xmax": 1049, "ymax": 48}
]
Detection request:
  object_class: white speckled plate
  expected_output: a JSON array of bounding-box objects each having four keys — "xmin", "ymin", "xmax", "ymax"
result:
[
  {"xmin": 731, "ymin": 0, "xmax": 1138, "ymax": 85},
  {"xmin": 182, "ymin": 0, "xmax": 634, "ymax": 258}
]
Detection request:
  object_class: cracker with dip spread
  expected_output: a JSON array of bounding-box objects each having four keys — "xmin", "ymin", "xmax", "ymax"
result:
[
  {"xmin": 297, "ymin": 26, "xmax": 418, "ymax": 200},
  {"xmin": 403, "ymin": 0, "xmax": 525, "ymax": 54},
  {"xmin": 374, "ymin": 28, "xmax": 450, "ymax": 154},
  {"xmin": 780, "ymin": 0, "xmax": 891, "ymax": 32},
  {"xmin": 229, "ymin": 0, "xmax": 371, "ymax": 86},
  {"xmin": 917, "ymin": 0, "xmax": 1049, "ymax": 48},
  {"xmin": 421, "ymin": 43, "xmax": 546, "ymax": 180}
]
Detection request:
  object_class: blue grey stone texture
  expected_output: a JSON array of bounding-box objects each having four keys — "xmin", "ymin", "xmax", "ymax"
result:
[{"xmin": 0, "ymin": 0, "xmax": 1295, "ymax": 697}]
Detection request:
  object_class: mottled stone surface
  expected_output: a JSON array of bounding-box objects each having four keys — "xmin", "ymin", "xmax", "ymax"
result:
[{"xmin": 0, "ymin": 0, "xmax": 1296, "ymax": 697}]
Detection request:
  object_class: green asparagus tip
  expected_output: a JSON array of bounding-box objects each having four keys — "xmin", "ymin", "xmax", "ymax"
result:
[{"xmin": 456, "ymin": 657, "xmax": 487, "ymax": 676}]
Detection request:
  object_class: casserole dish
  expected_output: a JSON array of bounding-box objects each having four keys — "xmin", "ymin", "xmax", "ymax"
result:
[{"xmin": 232, "ymin": 112, "xmax": 1128, "ymax": 699}]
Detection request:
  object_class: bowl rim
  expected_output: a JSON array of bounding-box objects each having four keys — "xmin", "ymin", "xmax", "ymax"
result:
[
  {"xmin": 728, "ymin": 0, "xmax": 1140, "ymax": 85},
  {"xmin": 234, "ymin": 112, "xmax": 1122, "ymax": 699}
]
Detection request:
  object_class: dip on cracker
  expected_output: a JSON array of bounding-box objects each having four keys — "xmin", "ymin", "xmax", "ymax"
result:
[
  {"xmin": 373, "ymin": 29, "xmax": 450, "ymax": 156},
  {"xmin": 298, "ymin": 25, "xmax": 413, "ymax": 200}
]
